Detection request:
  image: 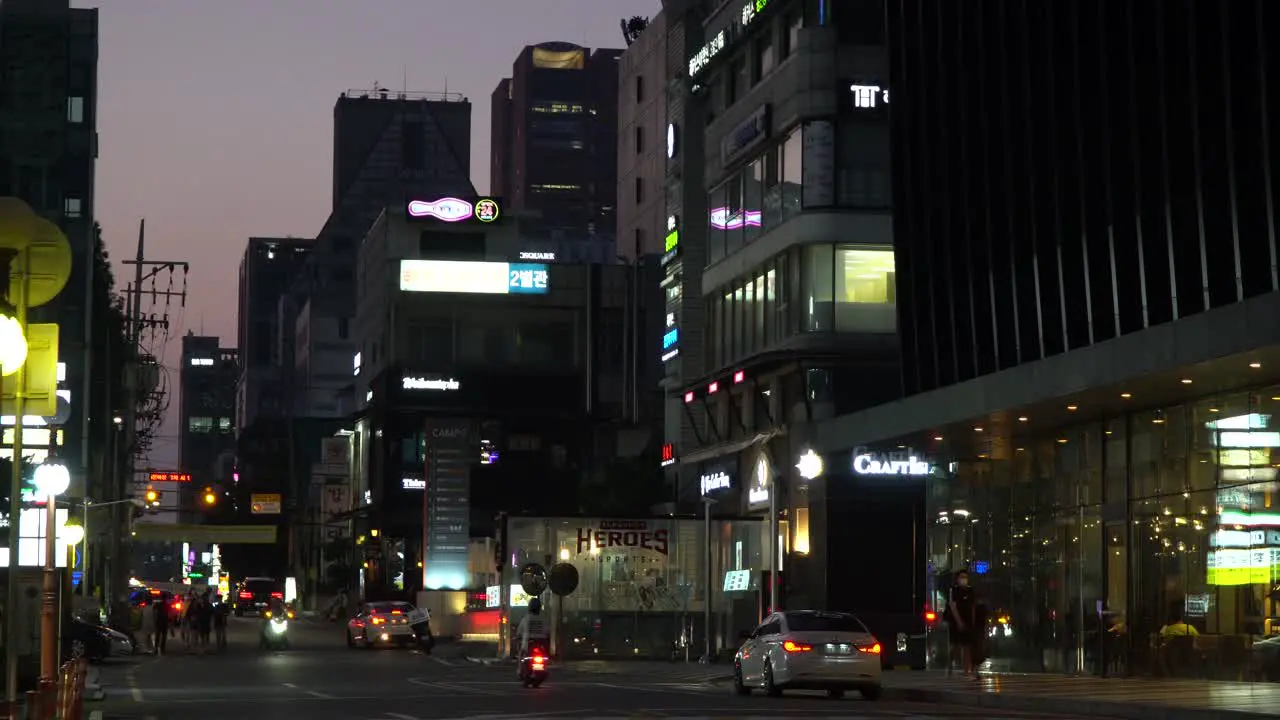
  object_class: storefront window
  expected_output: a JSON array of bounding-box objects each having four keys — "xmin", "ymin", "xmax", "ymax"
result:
[
  {"xmin": 745, "ymin": 159, "xmax": 764, "ymax": 245},
  {"xmin": 802, "ymin": 245, "xmax": 834, "ymax": 331},
  {"xmin": 782, "ymin": 129, "xmax": 803, "ymax": 221},
  {"xmin": 833, "ymin": 246, "xmax": 896, "ymax": 332}
]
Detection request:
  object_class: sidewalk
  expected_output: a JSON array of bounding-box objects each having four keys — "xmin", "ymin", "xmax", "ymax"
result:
[{"xmin": 881, "ymin": 671, "xmax": 1280, "ymax": 720}]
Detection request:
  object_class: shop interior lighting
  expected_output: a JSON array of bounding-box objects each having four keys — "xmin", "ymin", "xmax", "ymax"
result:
[
  {"xmin": 1067, "ymin": 405, "xmax": 1078, "ymax": 411},
  {"xmin": 1181, "ymin": 378, "xmax": 1193, "ymax": 384},
  {"xmin": 1251, "ymin": 362, "xmax": 1263, "ymax": 369},
  {"xmin": 1121, "ymin": 393, "xmax": 1132, "ymax": 399},
  {"xmin": 1057, "ymin": 438, "xmax": 1068, "ymax": 444},
  {"xmin": 1017, "ymin": 416, "xmax": 1028, "ymax": 422},
  {"xmin": 973, "ymin": 426, "xmax": 983, "ymax": 432},
  {"xmin": 933, "ymin": 435, "xmax": 943, "ymax": 441}
]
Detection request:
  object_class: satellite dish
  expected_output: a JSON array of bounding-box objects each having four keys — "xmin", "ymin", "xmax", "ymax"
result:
[{"xmin": 519, "ymin": 562, "xmax": 548, "ymax": 596}]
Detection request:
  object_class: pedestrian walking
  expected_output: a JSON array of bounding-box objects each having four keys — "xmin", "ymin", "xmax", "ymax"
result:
[
  {"xmin": 212, "ymin": 593, "xmax": 229, "ymax": 652},
  {"xmin": 152, "ymin": 599, "xmax": 169, "ymax": 655},
  {"xmin": 197, "ymin": 592, "xmax": 214, "ymax": 652},
  {"xmin": 141, "ymin": 597, "xmax": 157, "ymax": 654}
]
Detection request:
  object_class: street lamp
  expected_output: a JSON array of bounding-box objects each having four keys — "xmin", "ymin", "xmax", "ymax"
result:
[
  {"xmin": 33, "ymin": 459, "xmax": 70, "ymax": 684},
  {"xmin": 61, "ymin": 523, "xmax": 84, "ymax": 547},
  {"xmin": 0, "ymin": 312, "xmax": 27, "ymax": 376}
]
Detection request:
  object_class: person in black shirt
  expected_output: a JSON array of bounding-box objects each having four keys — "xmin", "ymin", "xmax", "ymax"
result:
[
  {"xmin": 152, "ymin": 599, "xmax": 169, "ymax": 655},
  {"xmin": 212, "ymin": 594, "xmax": 229, "ymax": 652},
  {"xmin": 946, "ymin": 569, "xmax": 977, "ymax": 676}
]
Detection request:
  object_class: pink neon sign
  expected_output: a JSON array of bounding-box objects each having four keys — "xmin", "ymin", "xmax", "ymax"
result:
[
  {"xmin": 709, "ymin": 207, "xmax": 763, "ymax": 230},
  {"xmin": 408, "ymin": 198, "xmax": 474, "ymax": 222}
]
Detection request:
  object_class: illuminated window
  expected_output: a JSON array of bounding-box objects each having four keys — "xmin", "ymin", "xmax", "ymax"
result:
[
  {"xmin": 188, "ymin": 417, "xmax": 214, "ymax": 433},
  {"xmin": 794, "ymin": 507, "xmax": 810, "ymax": 555},
  {"xmin": 837, "ymin": 248, "xmax": 895, "ymax": 304},
  {"xmin": 803, "ymin": 245, "xmax": 896, "ymax": 333},
  {"xmin": 218, "ymin": 418, "xmax": 232, "ymax": 433}
]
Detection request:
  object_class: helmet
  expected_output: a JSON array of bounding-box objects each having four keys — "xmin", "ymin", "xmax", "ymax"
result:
[{"xmin": 528, "ymin": 598, "xmax": 542, "ymax": 614}]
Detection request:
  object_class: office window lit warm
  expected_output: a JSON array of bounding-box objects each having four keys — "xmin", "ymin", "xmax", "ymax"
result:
[{"xmin": 837, "ymin": 248, "xmax": 895, "ymax": 304}]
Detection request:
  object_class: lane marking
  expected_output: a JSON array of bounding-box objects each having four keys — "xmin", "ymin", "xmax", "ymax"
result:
[
  {"xmin": 430, "ymin": 656, "xmax": 454, "ymax": 666},
  {"xmin": 306, "ymin": 690, "xmax": 334, "ymax": 699},
  {"xmin": 129, "ymin": 686, "xmax": 143, "ymax": 702},
  {"xmin": 408, "ymin": 677, "xmax": 503, "ymax": 696},
  {"xmin": 282, "ymin": 682, "xmax": 298, "ymax": 688},
  {"xmin": 386, "ymin": 714, "xmax": 420, "ymax": 720}
]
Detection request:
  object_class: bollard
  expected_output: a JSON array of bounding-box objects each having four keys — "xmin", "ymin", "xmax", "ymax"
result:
[{"xmin": 24, "ymin": 689, "xmax": 39, "ymax": 720}]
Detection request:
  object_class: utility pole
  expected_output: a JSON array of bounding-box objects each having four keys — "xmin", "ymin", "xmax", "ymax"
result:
[{"xmin": 112, "ymin": 220, "xmax": 187, "ymax": 608}]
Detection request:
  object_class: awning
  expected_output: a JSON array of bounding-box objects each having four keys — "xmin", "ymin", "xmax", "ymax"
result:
[{"xmin": 678, "ymin": 428, "xmax": 785, "ymax": 466}]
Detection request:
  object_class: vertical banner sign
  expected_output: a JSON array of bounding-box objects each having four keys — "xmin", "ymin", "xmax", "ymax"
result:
[{"xmin": 423, "ymin": 419, "xmax": 472, "ymax": 590}]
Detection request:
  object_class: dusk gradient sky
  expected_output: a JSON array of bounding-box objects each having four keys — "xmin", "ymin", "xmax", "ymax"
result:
[{"xmin": 76, "ymin": 0, "xmax": 658, "ymax": 464}]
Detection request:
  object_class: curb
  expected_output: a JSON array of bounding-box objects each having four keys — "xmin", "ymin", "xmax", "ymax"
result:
[
  {"xmin": 465, "ymin": 657, "xmax": 515, "ymax": 666},
  {"xmin": 87, "ymin": 711, "xmax": 102, "ymax": 720},
  {"xmin": 883, "ymin": 686, "xmax": 1278, "ymax": 720}
]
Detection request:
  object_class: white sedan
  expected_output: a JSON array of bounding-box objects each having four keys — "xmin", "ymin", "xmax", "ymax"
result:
[
  {"xmin": 733, "ymin": 610, "xmax": 883, "ymax": 700},
  {"xmin": 346, "ymin": 601, "xmax": 429, "ymax": 649}
]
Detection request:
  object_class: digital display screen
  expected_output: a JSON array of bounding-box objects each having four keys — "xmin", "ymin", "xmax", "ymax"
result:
[{"xmin": 399, "ymin": 260, "xmax": 549, "ymax": 295}]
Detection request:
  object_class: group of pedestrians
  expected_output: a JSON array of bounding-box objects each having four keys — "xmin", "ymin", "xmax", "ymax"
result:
[{"xmin": 141, "ymin": 589, "xmax": 229, "ymax": 655}]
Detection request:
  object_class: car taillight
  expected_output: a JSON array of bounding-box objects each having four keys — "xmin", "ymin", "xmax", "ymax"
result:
[
  {"xmin": 859, "ymin": 642, "xmax": 882, "ymax": 655},
  {"xmin": 371, "ymin": 617, "xmax": 385, "ymax": 625},
  {"xmin": 782, "ymin": 640, "xmax": 812, "ymax": 653},
  {"xmin": 271, "ymin": 592, "xmax": 283, "ymax": 599},
  {"xmin": 924, "ymin": 610, "xmax": 937, "ymax": 623},
  {"xmin": 172, "ymin": 601, "xmax": 183, "ymax": 610},
  {"xmin": 239, "ymin": 591, "xmax": 252, "ymax": 599}
]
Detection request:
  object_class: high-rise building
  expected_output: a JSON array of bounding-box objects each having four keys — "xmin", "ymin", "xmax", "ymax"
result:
[
  {"xmin": 617, "ymin": 14, "xmax": 670, "ymax": 261},
  {"xmin": 808, "ymin": 0, "xmax": 1280, "ymax": 676},
  {"xmin": 178, "ymin": 333, "xmax": 237, "ymax": 522},
  {"xmin": 655, "ymin": 0, "xmax": 901, "ymax": 655},
  {"xmin": 0, "ymin": 0, "xmax": 98, "ymax": 486},
  {"xmin": 287, "ymin": 89, "xmax": 476, "ymax": 420},
  {"xmin": 235, "ymin": 236, "xmax": 313, "ymax": 430},
  {"xmin": 491, "ymin": 43, "xmax": 622, "ymax": 250}
]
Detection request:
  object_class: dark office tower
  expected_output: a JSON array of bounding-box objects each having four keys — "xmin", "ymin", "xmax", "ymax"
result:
[
  {"xmin": 179, "ymin": 334, "xmax": 237, "ymax": 523},
  {"xmin": 236, "ymin": 236, "xmax": 313, "ymax": 429},
  {"xmin": 0, "ymin": 0, "xmax": 98, "ymax": 479},
  {"xmin": 490, "ymin": 43, "xmax": 622, "ymax": 243},
  {"xmin": 288, "ymin": 90, "xmax": 476, "ymax": 420},
  {"xmin": 887, "ymin": 0, "xmax": 1280, "ymax": 395}
]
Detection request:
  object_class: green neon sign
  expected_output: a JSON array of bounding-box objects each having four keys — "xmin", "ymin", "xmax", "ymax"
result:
[{"xmin": 665, "ymin": 230, "xmax": 679, "ymax": 253}]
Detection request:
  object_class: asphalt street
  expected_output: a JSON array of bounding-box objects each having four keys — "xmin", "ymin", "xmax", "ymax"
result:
[{"xmin": 90, "ymin": 618, "xmax": 1110, "ymax": 719}]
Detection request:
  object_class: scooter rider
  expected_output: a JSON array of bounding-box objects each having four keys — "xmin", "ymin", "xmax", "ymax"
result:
[{"xmin": 515, "ymin": 598, "xmax": 550, "ymax": 676}]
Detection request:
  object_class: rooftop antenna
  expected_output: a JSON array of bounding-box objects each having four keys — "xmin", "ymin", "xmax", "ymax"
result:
[
  {"xmin": 444, "ymin": 75, "xmax": 448, "ymax": 96},
  {"xmin": 403, "ymin": 64, "xmax": 408, "ymax": 94}
]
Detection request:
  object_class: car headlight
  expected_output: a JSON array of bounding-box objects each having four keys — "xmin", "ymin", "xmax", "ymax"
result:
[{"xmin": 270, "ymin": 620, "xmax": 288, "ymax": 634}]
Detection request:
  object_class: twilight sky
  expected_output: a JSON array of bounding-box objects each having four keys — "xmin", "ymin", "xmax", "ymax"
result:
[{"xmin": 75, "ymin": 0, "xmax": 659, "ymax": 464}]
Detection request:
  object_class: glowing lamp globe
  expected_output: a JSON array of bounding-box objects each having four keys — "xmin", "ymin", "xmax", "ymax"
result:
[
  {"xmin": 0, "ymin": 314, "xmax": 27, "ymax": 377},
  {"xmin": 33, "ymin": 460, "xmax": 71, "ymax": 499},
  {"xmin": 60, "ymin": 523, "xmax": 84, "ymax": 546}
]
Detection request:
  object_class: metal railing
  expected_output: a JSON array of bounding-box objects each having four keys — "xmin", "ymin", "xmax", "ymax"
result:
[
  {"xmin": 341, "ymin": 88, "xmax": 466, "ymax": 103},
  {"xmin": 3, "ymin": 658, "xmax": 88, "ymax": 720}
]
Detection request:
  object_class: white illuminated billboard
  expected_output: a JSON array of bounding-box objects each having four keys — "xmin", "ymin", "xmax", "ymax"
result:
[{"xmin": 399, "ymin": 260, "xmax": 549, "ymax": 295}]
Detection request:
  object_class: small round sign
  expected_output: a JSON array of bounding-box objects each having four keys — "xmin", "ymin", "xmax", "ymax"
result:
[
  {"xmin": 548, "ymin": 562, "xmax": 580, "ymax": 597},
  {"xmin": 519, "ymin": 562, "xmax": 548, "ymax": 596}
]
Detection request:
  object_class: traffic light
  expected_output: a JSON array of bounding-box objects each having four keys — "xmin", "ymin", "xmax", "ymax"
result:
[
  {"xmin": 202, "ymin": 487, "xmax": 217, "ymax": 506},
  {"xmin": 144, "ymin": 487, "xmax": 160, "ymax": 507}
]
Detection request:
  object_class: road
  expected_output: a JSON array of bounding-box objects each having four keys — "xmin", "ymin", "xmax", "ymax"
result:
[{"xmin": 91, "ymin": 618, "xmax": 1107, "ymax": 719}]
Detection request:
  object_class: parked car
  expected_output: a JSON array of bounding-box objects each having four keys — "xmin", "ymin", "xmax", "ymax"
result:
[{"xmin": 64, "ymin": 618, "xmax": 118, "ymax": 662}]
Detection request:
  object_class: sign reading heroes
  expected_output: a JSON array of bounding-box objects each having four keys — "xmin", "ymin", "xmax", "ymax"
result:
[
  {"xmin": 575, "ymin": 520, "xmax": 670, "ymax": 556},
  {"xmin": 851, "ymin": 446, "xmax": 933, "ymax": 476},
  {"xmin": 407, "ymin": 197, "xmax": 501, "ymax": 223}
]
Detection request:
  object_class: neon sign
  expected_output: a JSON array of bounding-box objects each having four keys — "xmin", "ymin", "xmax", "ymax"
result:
[
  {"xmin": 688, "ymin": 29, "xmax": 727, "ymax": 77},
  {"xmin": 710, "ymin": 208, "xmax": 762, "ymax": 230},
  {"xmin": 663, "ymin": 328, "xmax": 679, "ymax": 350},
  {"xmin": 407, "ymin": 197, "xmax": 501, "ymax": 223},
  {"xmin": 852, "ymin": 448, "xmax": 932, "ymax": 476},
  {"xmin": 661, "ymin": 444, "xmax": 677, "ymax": 468},
  {"xmin": 700, "ymin": 471, "xmax": 731, "ymax": 496},
  {"xmin": 402, "ymin": 377, "xmax": 461, "ymax": 391}
]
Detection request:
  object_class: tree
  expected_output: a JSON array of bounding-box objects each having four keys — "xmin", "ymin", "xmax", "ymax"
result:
[{"xmin": 620, "ymin": 15, "xmax": 650, "ymax": 46}]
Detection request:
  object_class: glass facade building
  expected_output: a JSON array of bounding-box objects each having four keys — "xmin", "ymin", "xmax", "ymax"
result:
[
  {"xmin": 925, "ymin": 387, "xmax": 1280, "ymax": 680},
  {"xmin": 501, "ymin": 516, "xmax": 770, "ymax": 659}
]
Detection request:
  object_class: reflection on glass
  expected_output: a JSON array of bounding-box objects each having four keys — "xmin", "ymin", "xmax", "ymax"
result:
[{"xmin": 782, "ymin": 129, "xmax": 802, "ymax": 221}]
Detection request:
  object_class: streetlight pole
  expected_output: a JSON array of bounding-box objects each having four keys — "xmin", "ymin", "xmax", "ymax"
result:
[
  {"xmin": 702, "ymin": 495, "xmax": 714, "ymax": 663},
  {"xmin": 33, "ymin": 459, "xmax": 70, "ymax": 685}
]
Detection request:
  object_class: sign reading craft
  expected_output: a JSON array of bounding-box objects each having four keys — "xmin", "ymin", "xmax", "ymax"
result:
[
  {"xmin": 406, "ymin": 197, "xmax": 501, "ymax": 224},
  {"xmin": 399, "ymin": 259, "xmax": 549, "ymax": 295}
]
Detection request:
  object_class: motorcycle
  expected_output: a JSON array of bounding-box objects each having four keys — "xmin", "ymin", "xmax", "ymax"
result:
[
  {"xmin": 259, "ymin": 609, "xmax": 291, "ymax": 650},
  {"xmin": 519, "ymin": 642, "xmax": 550, "ymax": 688}
]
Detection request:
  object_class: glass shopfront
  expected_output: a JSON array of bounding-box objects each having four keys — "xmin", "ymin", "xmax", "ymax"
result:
[
  {"xmin": 925, "ymin": 387, "xmax": 1280, "ymax": 681},
  {"xmin": 502, "ymin": 516, "xmax": 766, "ymax": 660}
]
